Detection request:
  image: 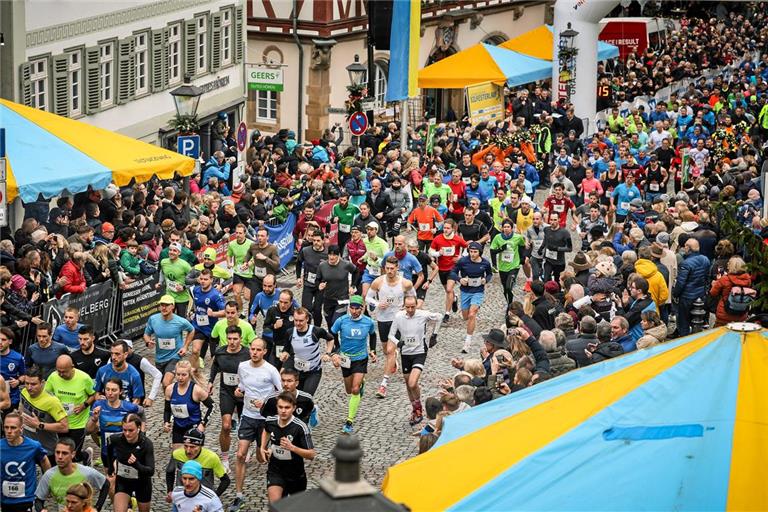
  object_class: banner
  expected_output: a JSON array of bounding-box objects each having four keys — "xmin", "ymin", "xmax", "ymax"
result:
[
  {"xmin": 599, "ymin": 21, "xmax": 648, "ymax": 60},
  {"xmin": 265, "ymin": 214, "xmax": 297, "ymax": 269},
  {"xmin": 465, "ymin": 81, "xmax": 504, "ymax": 125},
  {"xmin": 44, "ymin": 281, "xmax": 114, "ymax": 334},
  {"xmin": 120, "ymin": 273, "xmax": 163, "ymax": 340},
  {"xmin": 314, "ymin": 200, "xmax": 339, "ymax": 247}
]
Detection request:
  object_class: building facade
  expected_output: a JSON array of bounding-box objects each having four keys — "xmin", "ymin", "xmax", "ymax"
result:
[
  {"xmin": 1, "ymin": 0, "xmax": 246, "ymax": 155},
  {"xmin": 246, "ymin": 0, "xmax": 550, "ymax": 142}
]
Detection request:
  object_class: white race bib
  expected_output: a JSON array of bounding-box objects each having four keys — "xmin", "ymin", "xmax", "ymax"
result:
[
  {"xmin": 419, "ymin": 223, "xmax": 431, "ymax": 231},
  {"xmin": 649, "ymin": 183, "xmax": 659, "ymax": 191},
  {"xmin": 2, "ymin": 480, "xmax": 25, "ymax": 498},
  {"xmin": 306, "ymin": 272, "xmax": 317, "ymax": 284},
  {"xmin": 196, "ymin": 314, "xmax": 209, "ymax": 326},
  {"xmin": 501, "ymin": 251, "xmax": 514, "ymax": 263},
  {"xmin": 171, "ymin": 403, "xmax": 189, "ymax": 419},
  {"xmin": 275, "ymin": 345, "xmax": 284, "ymax": 358},
  {"xmin": 553, "ymin": 204, "xmax": 565, "ymax": 212},
  {"xmin": 533, "ymin": 239, "xmax": 544, "ymax": 251},
  {"xmin": 620, "ymin": 201, "xmax": 630, "ymax": 211},
  {"xmin": 441, "ymin": 246, "xmax": 455, "ymax": 257},
  {"xmin": 294, "ymin": 358, "xmax": 311, "ymax": 372},
  {"xmin": 158, "ymin": 338, "xmax": 176, "ymax": 350},
  {"xmin": 62, "ymin": 402, "xmax": 76, "ymax": 415},
  {"xmin": 545, "ymin": 248, "xmax": 558, "ymax": 260},
  {"xmin": 368, "ymin": 266, "xmax": 381, "ymax": 276},
  {"xmin": 117, "ymin": 463, "xmax": 139, "ymax": 479},
  {"xmin": 467, "ymin": 277, "xmax": 483, "ymax": 287},
  {"xmin": 246, "ymin": 399, "xmax": 260, "ymax": 412},
  {"xmin": 339, "ymin": 354, "xmax": 351, "ymax": 368},
  {"xmin": 272, "ymin": 446, "xmax": 292, "ymax": 461},
  {"xmin": 222, "ymin": 372, "xmax": 239, "ymax": 386},
  {"xmin": 404, "ymin": 336, "xmax": 419, "ymax": 347},
  {"xmin": 451, "ymin": 194, "xmax": 458, "ymax": 202},
  {"xmin": 254, "ymin": 266, "xmax": 267, "ymax": 278},
  {"xmin": 339, "ymin": 223, "xmax": 351, "ymax": 233}
]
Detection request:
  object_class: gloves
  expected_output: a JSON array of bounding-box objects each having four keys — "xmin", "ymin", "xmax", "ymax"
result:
[{"xmin": 429, "ymin": 333, "xmax": 438, "ymax": 348}]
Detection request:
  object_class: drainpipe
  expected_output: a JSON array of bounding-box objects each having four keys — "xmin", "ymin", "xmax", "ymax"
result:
[{"xmin": 292, "ymin": 0, "xmax": 304, "ymax": 141}]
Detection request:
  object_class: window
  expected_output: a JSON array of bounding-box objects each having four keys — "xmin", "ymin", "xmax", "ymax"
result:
[
  {"xmin": 363, "ymin": 61, "xmax": 388, "ymax": 107},
  {"xmin": 168, "ymin": 24, "xmax": 181, "ymax": 84},
  {"xmin": 135, "ymin": 33, "xmax": 148, "ymax": 95},
  {"xmin": 30, "ymin": 58, "xmax": 48, "ymax": 110},
  {"xmin": 256, "ymin": 90, "xmax": 277, "ymax": 121},
  {"xmin": 196, "ymin": 16, "xmax": 207, "ymax": 74},
  {"xmin": 99, "ymin": 42, "xmax": 114, "ymax": 107},
  {"xmin": 67, "ymin": 51, "xmax": 81, "ymax": 115},
  {"xmin": 221, "ymin": 9, "xmax": 232, "ymax": 66}
]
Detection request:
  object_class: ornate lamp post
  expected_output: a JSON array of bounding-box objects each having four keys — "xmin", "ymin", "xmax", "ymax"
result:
[
  {"xmin": 169, "ymin": 75, "xmax": 203, "ymax": 135},
  {"xmin": 557, "ymin": 23, "xmax": 579, "ymax": 104}
]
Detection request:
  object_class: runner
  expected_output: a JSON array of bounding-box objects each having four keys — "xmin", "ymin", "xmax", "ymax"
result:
[
  {"xmin": 388, "ymin": 296, "xmax": 442, "ymax": 425},
  {"xmin": 1, "ymin": 412, "xmax": 51, "ymax": 512},
  {"xmin": 243, "ymin": 227, "xmax": 280, "ymax": 297},
  {"xmin": 450, "ymin": 241, "xmax": 493, "ymax": 353},
  {"xmin": 190, "ymin": 269, "xmax": 227, "ymax": 361},
  {"xmin": 0, "ymin": 327, "xmax": 26, "ymax": 412},
  {"xmin": 157, "ymin": 242, "xmax": 193, "ymax": 318},
  {"xmin": 260, "ymin": 368, "xmax": 315, "ymax": 426},
  {"xmin": 169, "ymin": 460, "xmax": 224, "ymax": 512},
  {"xmin": 523, "ymin": 211, "xmax": 547, "ymax": 282},
  {"xmin": 143, "ymin": 295, "xmax": 195, "ymax": 387},
  {"xmin": 330, "ymin": 296, "xmax": 377, "ymax": 434},
  {"xmin": 359, "ymin": 222, "xmax": 389, "ymax": 302},
  {"xmin": 248, "ymin": 274, "xmax": 283, "ymax": 330},
  {"xmin": 208, "ymin": 326, "xmax": 250, "ymax": 470},
  {"xmin": 295, "ymin": 230, "xmax": 328, "ymax": 326},
  {"xmin": 70, "ymin": 325, "xmax": 110, "ymax": 380},
  {"xmin": 19, "ymin": 367, "xmax": 69, "ymax": 459},
  {"xmin": 104, "ymin": 414, "xmax": 154, "ymax": 512},
  {"xmin": 186, "ymin": 247, "xmax": 232, "ymax": 289},
  {"xmin": 51, "ymin": 307, "xmax": 83, "ymax": 351},
  {"xmin": 123, "ymin": 340, "xmax": 163, "ymax": 408},
  {"xmin": 407, "ymin": 239, "xmax": 437, "ymax": 309},
  {"xmin": 260, "ymin": 392, "xmax": 316, "ymax": 503},
  {"xmin": 278, "ymin": 307, "xmax": 333, "ymax": 398},
  {"xmin": 382, "ymin": 235, "xmax": 423, "ymax": 284},
  {"xmin": 429, "ymin": 219, "xmax": 468, "ymax": 322},
  {"xmin": 538, "ymin": 212, "xmax": 573, "ymax": 282},
  {"xmin": 166, "ymin": 428, "xmax": 230, "ymax": 499},
  {"xmin": 331, "ymin": 192, "xmax": 359, "ymax": 251},
  {"xmin": 542, "ymin": 182, "xmax": 576, "ymax": 229},
  {"xmin": 344, "ymin": 225, "xmax": 367, "ymax": 294},
  {"xmin": 365, "ymin": 256, "xmax": 415, "ymax": 399},
  {"xmin": 231, "ymin": 339, "xmax": 281, "ymax": 512},
  {"xmin": 211, "ymin": 301, "xmax": 257, "ymax": 349},
  {"xmin": 263, "ymin": 291, "xmax": 297, "ymax": 367},
  {"xmin": 163, "ymin": 359, "xmax": 213, "ymax": 449},
  {"xmin": 87, "ymin": 378, "xmax": 143, "ymax": 464},
  {"xmin": 24, "ymin": 323, "xmax": 69, "ymax": 379},
  {"xmin": 316, "ymin": 245, "xmax": 358, "ymax": 330},
  {"xmin": 407, "ymin": 194, "xmax": 443, "ymax": 251},
  {"xmin": 489, "ymin": 219, "xmax": 526, "ymax": 304},
  {"xmin": 227, "ymin": 224, "xmax": 254, "ymax": 318},
  {"xmin": 457, "ymin": 208, "xmax": 490, "ymax": 248},
  {"xmin": 93, "ymin": 341, "xmax": 144, "ymax": 404}
]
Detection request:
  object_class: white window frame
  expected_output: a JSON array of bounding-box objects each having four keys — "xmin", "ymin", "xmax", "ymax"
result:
[
  {"xmin": 168, "ymin": 23, "xmax": 182, "ymax": 85},
  {"xmin": 135, "ymin": 32, "xmax": 149, "ymax": 96},
  {"xmin": 221, "ymin": 9, "xmax": 232, "ymax": 66},
  {"xmin": 363, "ymin": 61, "xmax": 388, "ymax": 108},
  {"xmin": 99, "ymin": 42, "xmax": 114, "ymax": 107},
  {"xmin": 196, "ymin": 16, "xmax": 207, "ymax": 74},
  {"xmin": 256, "ymin": 89, "xmax": 277, "ymax": 122},
  {"xmin": 30, "ymin": 58, "xmax": 48, "ymax": 110},
  {"xmin": 67, "ymin": 51, "xmax": 81, "ymax": 116}
]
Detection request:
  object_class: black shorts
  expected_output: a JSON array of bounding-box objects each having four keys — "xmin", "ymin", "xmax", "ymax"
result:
[
  {"xmin": 0, "ymin": 502, "xmax": 34, "ymax": 512},
  {"xmin": 157, "ymin": 359, "xmax": 179, "ymax": 376},
  {"xmin": 172, "ymin": 423, "xmax": 197, "ymax": 444},
  {"xmin": 232, "ymin": 274, "xmax": 252, "ymax": 286},
  {"xmin": 115, "ymin": 476, "xmax": 153, "ymax": 502},
  {"xmin": 438, "ymin": 270, "xmax": 452, "ymax": 287},
  {"xmin": 519, "ymin": 246, "xmax": 532, "ymax": 261},
  {"xmin": 341, "ymin": 357, "xmax": 368, "ymax": 378},
  {"xmin": 193, "ymin": 330, "xmax": 211, "ymax": 342},
  {"xmin": 401, "ymin": 352, "xmax": 427, "ymax": 374},
  {"xmin": 220, "ymin": 390, "xmax": 244, "ymax": 417},
  {"xmin": 415, "ymin": 285, "xmax": 427, "ymax": 300},
  {"xmin": 238, "ymin": 416, "xmax": 265, "ymax": 443},
  {"xmin": 266, "ymin": 471, "xmax": 307, "ymax": 496},
  {"xmin": 378, "ymin": 321, "xmax": 393, "ymax": 344}
]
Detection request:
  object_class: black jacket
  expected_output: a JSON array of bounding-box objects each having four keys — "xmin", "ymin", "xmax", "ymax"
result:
[
  {"xmin": 565, "ymin": 332, "xmax": 598, "ymax": 368},
  {"xmin": 532, "ymin": 296, "xmax": 561, "ymax": 331},
  {"xmin": 366, "ymin": 191, "xmax": 394, "ymax": 219},
  {"xmin": 590, "ymin": 341, "xmax": 624, "ymax": 364}
]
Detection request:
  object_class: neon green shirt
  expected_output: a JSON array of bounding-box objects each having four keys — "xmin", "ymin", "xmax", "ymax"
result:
[
  {"xmin": 490, "ymin": 233, "xmax": 526, "ymax": 271},
  {"xmin": 172, "ymin": 447, "xmax": 226, "ymax": 489},
  {"xmin": 160, "ymin": 257, "xmax": 192, "ymax": 303},
  {"xmin": 362, "ymin": 236, "xmax": 389, "ymax": 276},
  {"xmin": 423, "ymin": 182, "xmax": 451, "ymax": 204},
  {"xmin": 211, "ymin": 318, "xmax": 256, "ymax": 347},
  {"xmin": 20, "ymin": 388, "xmax": 67, "ymax": 454},
  {"xmin": 44, "ymin": 369, "xmax": 94, "ymax": 429},
  {"xmin": 227, "ymin": 239, "xmax": 253, "ymax": 278},
  {"xmin": 36, "ymin": 464, "xmax": 106, "ymax": 508}
]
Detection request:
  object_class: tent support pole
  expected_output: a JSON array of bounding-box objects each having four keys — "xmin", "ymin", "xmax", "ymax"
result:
[{"xmin": 401, "ymin": 99, "xmax": 408, "ymax": 151}]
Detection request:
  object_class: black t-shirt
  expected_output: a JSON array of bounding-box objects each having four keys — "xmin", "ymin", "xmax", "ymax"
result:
[
  {"xmin": 264, "ymin": 416, "xmax": 314, "ymax": 476},
  {"xmin": 71, "ymin": 346, "xmax": 111, "ymax": 379},
  {"xmin": 458, "ymin": 220, "xmax": 488, "ymax": 243},
  {"xmin": 210, "ymin": 346, "xmax": 250, "ymax": 395},
  {"xmin": 261, "ymin": 390, "xmax": 314, "ymax": 424}
]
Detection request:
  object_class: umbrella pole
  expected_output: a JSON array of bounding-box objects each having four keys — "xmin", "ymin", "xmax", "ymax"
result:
[{"xmin": 401, "ymin": 99, "xmax": 408, "ymax": 151}]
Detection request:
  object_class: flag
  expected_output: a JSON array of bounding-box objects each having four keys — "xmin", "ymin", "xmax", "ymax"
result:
[{"xmin": 386, "ymin": 0, "xmax": 420, "ymax": 102}]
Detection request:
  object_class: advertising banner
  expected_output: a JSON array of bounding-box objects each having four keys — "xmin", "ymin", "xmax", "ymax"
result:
[
  {"xmin": 465, "ymin": 82, "xmax": 504, "ymax": 125},
  {"xmin": 265, "ymin": 214, "xmax": 297, "ymax": 269},
  {"xmin": 120, "ymin": 273, "xmax": 162, "ymax": 340},
  {"xmin": 246, "ymin": 65, "xmax": 284, "ymax": 92},
  {"xmin": 44, "ymin": 281, "xmax": 114, "ymax": 334},
  {"xmin": 599, "ymin": 22, "xmax": 648, "ymax": 60}
]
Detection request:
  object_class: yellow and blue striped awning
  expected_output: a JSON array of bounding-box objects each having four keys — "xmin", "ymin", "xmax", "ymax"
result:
[{"xmin": 382, "ymin": 326, "xmax": 767, "ymax": 511}]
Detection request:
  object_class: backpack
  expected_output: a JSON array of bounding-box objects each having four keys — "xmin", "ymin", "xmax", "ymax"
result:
[{"xmin": 725, "ymin": 285, "xmax": 757, "ymax": 315}]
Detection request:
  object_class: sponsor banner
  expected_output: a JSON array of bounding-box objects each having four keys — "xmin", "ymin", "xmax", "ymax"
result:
[
  {"xmin": 44, "ymin": 281, "xmax": 113, "ymax": 334},
  {"xmin": 265, "ymin": 214, "xmax": 297, "ymax": 268},
  {"xmin": 120, "ymin": 273, "xmax": 162, "ymax": 340},
  {"xmin": 599, "ymin": 21, "xmax": 648, "ymax": 60},
  {"xmin": 246, "ymin": 65, "xmax": 284, "ymax": 92},
  {"xmin": 465, "ymin": 81, "xmax": 504, "ymax": 125}
]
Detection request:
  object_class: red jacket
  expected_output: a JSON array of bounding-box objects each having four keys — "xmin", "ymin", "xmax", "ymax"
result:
[
  {"xmin": 709, "ymin": 272, "xmax": 752, "ymax": 324},
  {"xmin": 57, "ymin": 260, "xmax": 86, "ymax": 298}
]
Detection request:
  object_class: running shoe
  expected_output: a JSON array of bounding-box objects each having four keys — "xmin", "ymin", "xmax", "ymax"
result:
[
  {"xmin": 409, "ymin": 411, "xmax": 423, "ymax": 426},
  {"xmin": 452, "ymin": 297, "xmax": 458, "ymax": 313},
  {"xmin": 342, "ymin": 420, "xmax": 354, "ymax": 434},
  {"xmin": 443, "ymin": 313, "xmax": 450, "ymax": 323},
  {"xmin": 461, "ymin": 339, "xmax": 472, "ymax": 354},
  {"xmin": 83, "ymin": 447, "xmax": 94, "ymax": 467},
  {"xmin": 228, "ymin": 496, "xmax": 245, "ymax": 512},
  {"xmin": 376, "ymin": 383, "xmax": 388, "ymax": 398}
]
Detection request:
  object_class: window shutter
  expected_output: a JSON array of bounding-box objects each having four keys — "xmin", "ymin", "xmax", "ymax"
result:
[
  {"xmin": 85, "ymin": 46, "xmax": 101, "ymax": 114},
  {"xmin": 210, "ymin": 13, "xmax": 222, "ymax": 72},
  {"xmin": 151, "ymin": 29, "xmax": 168, "ymax": 93},
  {"xmin": 184, "ymin": 19, "xmax": 197, "ymax": 78},
  {"xmin": 117, "ymin": 37, "xmax": 136, "ymax": 104},
  {"xmin": 51, "ymin": 55, "xmax": 70, "ymax": 116},
  {"xmin": 235, "ymin": 6, "xmax": 244, "ymax": 64},
  {"xmin": 19, "ymin": 62, "xmax": 33, "ymax": 107}
]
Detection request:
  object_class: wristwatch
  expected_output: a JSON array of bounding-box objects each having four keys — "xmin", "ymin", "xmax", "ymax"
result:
[{"xmin": 38, "ymin": 423, "xmax": 45, "ymax": 431}]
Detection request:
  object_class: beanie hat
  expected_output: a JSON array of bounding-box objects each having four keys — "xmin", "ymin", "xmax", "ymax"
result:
[{"xmin": 595, "ymin": 260, "xmax": 616, "ymax": 277}]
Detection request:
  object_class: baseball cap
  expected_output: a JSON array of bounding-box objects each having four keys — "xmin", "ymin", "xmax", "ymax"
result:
[
  {"xmin": 468, "ymin": 241, "xmax": 483, "ymax": 251},
  {"xmin": 350, "ymin": 225, "xmax": 361, "ymax": 232},
  {"xmin": 169, "ymin": 242, "xmax": 183, "ymax": 252},
  {"xmin": 630, "ymin": 198, "xmax": 643, "ymax": 208},
  {"xmin": 101, "ymin": 222, "xmax": 115, "ymax": 233},
  {"xmin": 120, "ymin": 338, "xmax": 134, "ymax": 349},
  {"xmin": 183, "ymin": 428, "xmax": 205, "ymax": 446},
  {"xmin": 159, "ymin": 295, "xmax": 175, "ymax": 305},
  {"xmin": 349, "ymin": 295, "xmax": 364, "ymax": 307},
  {"xmin": 366, "ymin": 222, "xmax": 379, "ymax": 230},
  {"xmin": 181, "ymin": 460, "xmax": 203, "ymax": 480},
  {"xmin": 203, "ymin": 247, "xmax": 217, "ymax": 260}
]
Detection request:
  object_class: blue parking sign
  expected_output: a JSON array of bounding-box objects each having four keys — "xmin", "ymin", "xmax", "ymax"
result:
[{"xmin": 177, "ymin": 135, "xmax": 200, "ymax": 159}]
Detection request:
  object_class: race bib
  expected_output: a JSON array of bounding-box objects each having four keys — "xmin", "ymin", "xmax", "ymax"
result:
[
  {"xmin": 158, "ymin": 338, "xmax": 176, "ymax": 350},
  {"xmin": 196, "ymin": 314, "xmax": 209, "ymax": 326},
  {"xmin": 62, "ymin": 402, "xmax": 76, "ymax": 415},
  {"xmin": 368, "ymin": 266, "xmax": 381, "ymax": 276},
  {"xmin": 339, "ymin": 354, "xmax": 351, "ymax": 369},
  {"xmin": 419, "ymin": 223, "xmax": 431, "ymax": 231},
  {"xmin": 339, "ymin": 223, "xmax": 351, "ymax": 233},
  {"xmin": 294, "ymin": 358, "xmax": 311, "ymax": 372},
  {"xmin": 451, "ymin": 194, "xmax": 458, "ymax": 202},
  {"xmin": 649, "ymin": 183, "xmax": 659, "ymax": 191},
  {"xmin": 467, "ymin": 277, "xmax": 483, "ymax": 287},
  {"xmin": 2, "ymin": 480, "xmax": 25, "ymax": 498},
  {"xmin": 171, "ymin": 403, "xmax": 189, "ymax": 419},
  {"xmin": 222, "ymin": 372, "xmax": 239, "ymax": 386},
  {"xmin": 246, "ymin": 399, "xmax": 260, "ymax": 412},
  {"xmin": 272, "ymin": 446, "xmax": 292, "ymax": 461},
  {"xmin": 501, "ymin": 251, "xmax": 514, "ymax": 263},
  {"xmin": 404, "ymin": 336, "xmax": 419, "ymax": 347},
  {"xmin": 275, "ymin": 345, "xmax": 284, "ymax": 358},
  {"xmin": 620, "ymin": 201, "xmax": 630, "ymax": 211},
  {"xmin": 254, "ymin": 266, "xmax": 267, "ymax": 278},
  {"xmin": 117, "ymin": 463, "xmax": 139, "ymax": 479},
  {"xmin": 441, "ymin": 246, "xmax": 455, "ymax": 257},
  {"xmin": 306, "ymin": 272, "xmax": 316, "ymax": 284},
  {"xmin": 553, "ymin": 204, "xmax": 564, "ymax": 212},
  {"xmin": 545, "ymin": 248, "xmax": 558, "ymax": 260}
]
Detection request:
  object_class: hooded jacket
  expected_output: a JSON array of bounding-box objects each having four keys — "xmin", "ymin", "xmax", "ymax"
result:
[
  {"xmin": 709, "ymin": 272, "xmax": 753, "ymax": 324},
  {"xmin": 634, "ymin": 259, "xmax": 669, "ymax": 307},
  {"xmin": 673, "ymin": 251, "xmax": 711, "ymax": 300},
  {"xmin": 637, "ymin": 323, "xmax": 667, "ymax": 350}
]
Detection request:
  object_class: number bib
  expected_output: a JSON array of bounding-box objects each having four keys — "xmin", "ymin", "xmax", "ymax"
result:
[
  {"xmin": 222, "ymin": 372, "xmax": 239, "ymax": 386},
  {"xmin": 195, "ymin": 314, "xmax": 209, "ymax": 326},
  {"xmin": 339, "ymin": 223, "xmax": 351, "ymax": 233},
  {"xmin": 62, "ymin": 402, "xmax": 76, "ymax": 415},
  {"xmin": 419, "ymin": 223, "xmax": 431, "ymax": 231},
  {"xmin": 171, "ymin": 403, "xmax": 189, "ymax": 419},
  {"xmin": 404, "ymin": 336, "xmax": 419, "ymax": 348},
  {"xmin": 2, "ymin": 481, "xmax": 25, "ymax": 498},
  {"xmin": 466, "ymin": 277, "xmax": 482, "ymax": 287},
  {"xmin": 254, "ymin": 266, "xmax": 267, "ymax": 278},
  {"xmin": 649, "ymin": 182, "xmax": 660, "ymax": 191},
  {"xmin": 306, "ymin": 272, "xmax": 317, "ymax": 285},
  {"xmin": 620, "ymin": 202, "xmax": 630, "ymax": 211},
  {"xmin": 158, "ymin": 338, "xmax": 176, "ymax": 350},
  {"xmin": 441, "ymin": 246, "xmax": 455, "ymax": 257},
  {"xmin": 294, "ymin": 357, "xmax": 311, "ymax": 372},
  {"xmin": 117, "ymin": 463, "xmax": 139, "ymax": 479},
  {"xmin": 501, "ymin": 251, "xmax": 514, "ymax": 262},
  {"xmin": 272, "ymin": 446, "xmax": 292, "ymax": 461},
  {"xmin": 553, "ymin": 203, "xmax": 565, "ymax": 212},
  {"xmin": 339, "ymin": 354, "xmax": 352, "ymax": 368},
  {"xmin": 368, "ymin": 266, "xmax": 381, "ymax": 276},
  {"xmin": 545, "ymin": 248, "xmax": 558, "ymax": 260}
]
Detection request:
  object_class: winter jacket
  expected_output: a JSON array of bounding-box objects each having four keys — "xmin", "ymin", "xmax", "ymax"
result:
[
  {"xmin": 565, "ymin": 332, "xmax": 598, "ymax": 368},
  {"xmin": 202, "ymin": 156, "xmax": 231, "ymax": 182},
  {"xmin": 590, "ymin": 341, "xmax": 624, "ymax": 363},
  {"xmin": 532, "ymin": 296, "xmax": 562, "ymax": 331},
  {"xmin": 545, "ymin": 349, "xmax": 576, "ymax": 376},
  {"xmin": 673, "ymin": 251, "xmax": 711, "ymax": 300},
  {"xmin": 709, "ymin": 272, "xmax": 753, "ymax": 325},
  {"xmin": 613, "ymin": 333, "xmax": 636, "ymax": 353},
  {"xmin": 588, "ymin": 274, "xmax": 620, "ymax": 295},
  {"xmin": 57, "ymin": 260, "xmax": 87, "ymax": 297},
  {"xmin": 635, "ymin": 259, "xmax": 669, "ymax": 307},
  {"xmin": 623, "ymin": 296, "xmax": 657, "ymax": 343},
  {"xmin": 120, "ymin": 249, "xmax": 142, "ymax": 276},
  {"xmin": 637, "ymin": 323, "xmax": 667, "ymax": 350}
]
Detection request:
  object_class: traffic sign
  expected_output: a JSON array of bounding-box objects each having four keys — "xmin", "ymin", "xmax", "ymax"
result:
[
  {"xmin": 177, "ymin": 135, "xmax": 200, "ymax": 159},
  {"xmin": 236, "ymin": 121, "xmax": 248, "ymax": 152},
  {"xmin": 349, "ymin": 111, "xmax": 368, "ymax": 136}
]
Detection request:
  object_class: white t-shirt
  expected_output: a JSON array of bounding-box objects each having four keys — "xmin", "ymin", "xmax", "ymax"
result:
[{"xmin": 237, "ymin": 360, "xmax": 281, "ymax": 420}]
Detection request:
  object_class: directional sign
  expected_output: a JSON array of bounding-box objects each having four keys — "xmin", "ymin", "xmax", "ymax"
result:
[
  {"xmin": 237, "ymin": 121, "xmax": 248, "ymax": 152},
  {"xmin": 349, "ymin": 111, "xmax": 368, "ymax": 136},
  {"xmin": 177, "ymin": 135, "xmax": 200, "ymax": 159}
]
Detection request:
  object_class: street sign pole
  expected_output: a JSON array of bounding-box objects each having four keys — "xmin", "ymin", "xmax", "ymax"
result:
[
  {"xmin": 235, "ymin": 121, "xmax": 248, "ymax": 188},
  {"xmin": 0, "ymin": 128, "xmax": 7, "ymax": 228}
]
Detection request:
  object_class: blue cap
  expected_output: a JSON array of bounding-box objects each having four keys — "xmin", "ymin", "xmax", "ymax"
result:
[
  {"xmin": 181, "ymin": 460, "xmax": 203, "ymax": 480},
  {"xmin": 468, "ymin": 241, "xmax": 483, "ymax": 251}
]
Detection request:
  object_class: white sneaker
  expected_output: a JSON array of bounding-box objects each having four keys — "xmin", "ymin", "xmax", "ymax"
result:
[{"xmin": 462, "ymin": 338, "xmax": 472, "ymax": 354}]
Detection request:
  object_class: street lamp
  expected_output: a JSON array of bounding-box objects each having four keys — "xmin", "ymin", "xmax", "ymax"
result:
[
  {"xmin": 170, "ymin": 75, "xmax": 203, "ymax": 118},
  {"xmin": 558, "ymin": 23, "xmax": 579, "ymax": 53},
  {"xmin": 557, "ymin": 23, "xmax": 579, "ymax": 104},
  {"xmin": 270, "ymin": 435, "xmax": 408, "ymax": 512},
  {"xmin": 346, "ymin": 54, "xmax": 367, "ymax": 88}
]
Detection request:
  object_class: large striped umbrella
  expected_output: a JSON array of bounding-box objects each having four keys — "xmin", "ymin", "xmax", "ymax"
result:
[{"xmin": 382, "ymin": 325, "xmax": 766, "ymax": 511}]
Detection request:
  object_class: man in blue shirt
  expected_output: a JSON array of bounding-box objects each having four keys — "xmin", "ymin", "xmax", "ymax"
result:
[
  {"xmin": 0, "ymin": 327, "xmax": 26, "ymax": 410},
  {"xmin": 330, "ymin": 296, "xmax": 376, "ymax": 434},
  {"xmin": 190, "ymin": 269, "xmax": 226, "ymax": 362},
  {"xmin": 51, "ymin": 307, "xmax": 83, "ymax": 351},
  {"xmin": 94, "ymin": 340, "xmax": 144, "ymax": 404},
  {"xmin": 449, "ymin": 241, "xmax": 493, "ymax": 354},
  {"xmin": 24, "ymin": 323, "xmax": 69, "ymax": 379},
  {"xmin": 382, "ymin": 236, "xmax": 423, "ymax": 283},
  {"xmin": 1, "ymin": 412, "xmax": 51, "ymax": 511},
  {"xmin": 143, "ymin": 295, "xmax": 195, "ymax": 387},
  {"xmin": 610, "ymin": 173, "xmax": 641, "ymax": 222}
]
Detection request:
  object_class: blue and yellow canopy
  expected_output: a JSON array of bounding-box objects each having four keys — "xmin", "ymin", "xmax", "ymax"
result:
[
  {"xmin": 0, "ymin": 99, "xmax": 195, "ymax": 203},
  {"xmin": 382, "ymin": 326, "xmax": 767, "ymax": 511}
]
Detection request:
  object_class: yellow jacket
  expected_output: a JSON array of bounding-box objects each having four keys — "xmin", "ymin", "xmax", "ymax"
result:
[{"xmin": 635, "ymin": 259, "xmax": 669, "ymax": 307}]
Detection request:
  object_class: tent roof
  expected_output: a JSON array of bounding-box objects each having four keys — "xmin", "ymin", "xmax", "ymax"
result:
[
  {"xmin": 417, "ymin": 44, "xmax": 506, "ymax": 89},
  {"xmin": 501, "ymin": 25, "xmax": 620, "ymax": 61},
  {"xmin": 382, "ymin": 326, "xmax": 767, "ymax": 511},
  {"xmin": 1, "ymin": 99, "xmax": 195, "ymax": 203}
]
